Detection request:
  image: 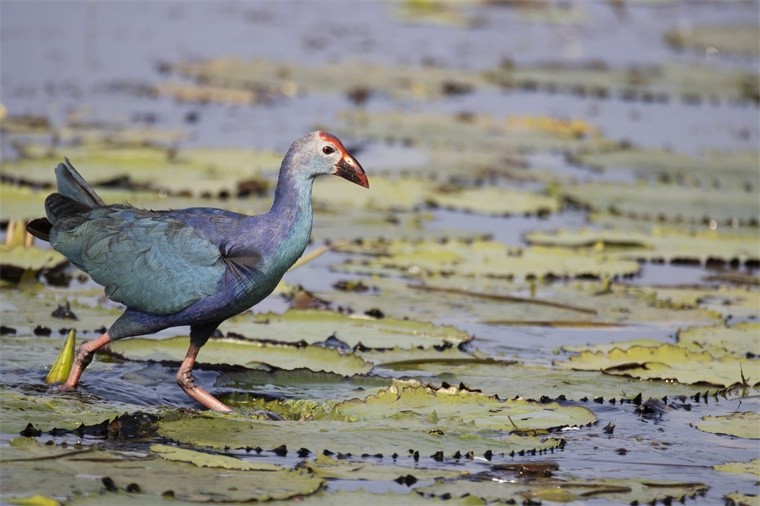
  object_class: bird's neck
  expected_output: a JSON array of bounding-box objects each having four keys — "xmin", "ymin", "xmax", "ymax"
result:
[{"xmin": 267, "ymin": 169, "xmax": 315, "ymax": 259}]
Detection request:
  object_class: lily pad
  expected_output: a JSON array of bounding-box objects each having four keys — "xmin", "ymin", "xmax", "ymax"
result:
[
  {"xmin": 524, "ymin": 225, "xmax": 759, "ymax": 266},
  {"xmin": 379, "ymin": 359, "xmax": 715, "ymax": 401},
  {"xmin": 174, "ymin": 57, "xmax": 486, "ymax": 102},
  {"xmin": 714, "ymin": 459, "xmax": 760, "ymax": 477},
  {"xmin": 0, "ymin": 438, "xmax": 323, "ymax": 503},
  {"xmin": 695, "ymin": 412, "xmax": 760, "ymax": 439},
  {"xmin": 0, "ymin": 245, "xmax": 67, "ymax": 274},
  {"xmin": 677, "ymin": 323, "xmax": 760, "ymax": 358},
  {"xmin": 485, "ymin": 60, "xmax": 757, "ymax": 102},
  {"xmin": 417, "ymin": 473, "xmax": 708, "ymax": 504},
  {"xmin": 572, "ymin": 147, "xmax": 759, "ymax": 189},
  {"xmin": 222, "ymin": 308, "xmax": 472, "ymax": 350},
  {"xmin": 557, "ymin": 344, "xmax": 759, "ymax": 388},
  {"xmin": 314, "ymin": 175, "xmax": 559, "ymax": 216},
  {"xmin": 665, "ymin": 25, "xmax": 760, "ymax": 56},
  {"xmin": 333, "ymin": 380, "xmax": 597, "ymax": 432},
  {"xmin": 306, "ymin": 453, "xmax": 466, "ymax": 481},
  {"xmin": 318, "ymin": 277, "xmax": 720, "ymax": 328},
  {"xmin": 109, "ymin": 336, "xmax": 373, "ymax": 377},
  {"xmin": 563, "ymin": 181, "xmax": 759, "ymax": 226},
  {"xmin": 158, "ymin": 381, "xmax": 587, "ymax": 456},
  {"xmin": 150, "ymin": 443, "xmax": 281, "ymax": 471},
  {"xmin": 0, "ymin": 144, "xmax": 280, "ymax": 200},
  {"xmin": 336, "ymin": 238, "xmax": 640, "ymax": 281},
  {"xmin": 724, "ymin": 492, "xmax": 760, "ymax": 506}
]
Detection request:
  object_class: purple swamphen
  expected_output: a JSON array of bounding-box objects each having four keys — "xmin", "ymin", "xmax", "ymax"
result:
[{"xmin": 27, "ymin": 131, "xmax": 369, "ymax": 412}]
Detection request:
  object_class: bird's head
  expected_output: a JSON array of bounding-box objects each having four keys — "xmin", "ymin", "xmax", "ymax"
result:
[{"xmin": 289, "ymin": 131, "xmax": 369, "ymax": 188}]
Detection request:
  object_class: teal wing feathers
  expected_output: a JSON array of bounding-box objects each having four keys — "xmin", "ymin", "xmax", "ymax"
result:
[{"xmin": 51, "ymin": 207, "xmax": 226, "ymax": 315}]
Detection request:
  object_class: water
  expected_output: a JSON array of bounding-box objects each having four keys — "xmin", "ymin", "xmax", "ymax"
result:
[{"xmin": 1, "ymin": 1, "xmax": 758, "ymax": 504}]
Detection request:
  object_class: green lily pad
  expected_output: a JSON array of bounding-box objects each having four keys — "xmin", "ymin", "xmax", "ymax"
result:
[
  {"xmin": 0, "ymin": 144, "xmax": 280, "ymax": 199},
  {"xmin": 714, "ymin": 459, "xmax": 760, "ymax": 477},
  {"xmin": 109, "ymin": 336, "xmax": 372, "ymax": 377},
  {"xmin": 640, "ymin": 285, "xmax": 760, "ymax": 321},
  {"xmin": 572, "ymin": 147, "xmax": 759, "ymax": 189},
  {"xmin": 0, "ymin": 245, "xmax": 67, "ymax": 273},
  {"xmin": 695, "ymin": 412, "xmax": 760, "ymax": 439},
  {"xmin": 724, "ymin": 492, "xmax": 760, "ymax": 506},
  {"xmin": 215, "ymin": 368, "xmax": 391, "ymax": 404},
  {"xmin": 150, "ymin": 443, "xmax": 281, "ymax": 471},
  {"xmin": 557, "ymin": 343, "xmax": 759, "ymax": 388},
  {"xmin": 0, "ymin": 288, "xmax": 122, "ymax": 336},
  {"xmin": 665, "ymin": 25, "xmax": 760, "ymax": 56},
  {"xmin": 337, "ymin": 111, "xmax": 608, "ymax": 155},
  {"xmin": 318, "ymin": 277, "xmax": 720, "ymax": 328},
  {"xmin": 222, "ymin": 308, "xmax": 472, "ymax": 350},
  {"xmin": 379, "ymin": 359, "xmax": 715, "ymax": 401},
  {"xmin": 417, "ymin": 473, "xmax": 708, "ymax": 504},
  {"xmin": 333, "ymin": 380, "xmax": 597, "ymax": 432},
  {"xmin": 314, "ymin": 175, "xmax": 559, "ymax": 216},
  {"xmin": 563, "ymin": 182, "xmax": 759, "ymax": 226},
  {"xmin": 0, "ymin": 388, "xmax": 146, "ymax": 434},
  {"xmin": 174, "ymin": 57, "xmax": 486, "ymax": 102},
  {"xmin": 158, "ymin": 381, "xmax": 587, "ymax": 456},
  {"xmin": 306, "ymin": 453, "xmax": 466, "ymax": 481},
  {"xmin": 335, "ymin": 238, "xmax": 641, "ymax": 281},
  {"xmin": 677, "ymin": 323, "xmax": 760, "ymax": 358},
  {"xmin": 0, "ymin": 438, "xmax": 323, "ymax": 503},
  {"xmin": 485, "ymin": 60, "xmax": 757, "ymax": 101},
  {"xmin": 524, "ymin": 225, "xmax": 759, "ymax": 266}
]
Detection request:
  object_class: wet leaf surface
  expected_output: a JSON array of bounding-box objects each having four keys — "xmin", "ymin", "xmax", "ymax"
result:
[
  {"xmin": 417, "ymin": 472, "xmax": 708, "ymax": 504},
  {"xmin": 696, "ymin": 412, "xmax": 760, "ymax": 439}
]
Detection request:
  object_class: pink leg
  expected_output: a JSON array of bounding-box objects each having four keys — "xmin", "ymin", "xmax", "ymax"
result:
[
  {"xmin": 62, "ymin": 332, "xmax": 112, "ymax": 390},
  {"xmin": 176, "ymin": 343, "xmax": 231, "ymax": 412}
]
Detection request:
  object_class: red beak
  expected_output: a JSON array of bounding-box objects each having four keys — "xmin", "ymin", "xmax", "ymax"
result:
[{"xmin": 333, "ymin": 153, "xmax": 369, "ymax": 188}]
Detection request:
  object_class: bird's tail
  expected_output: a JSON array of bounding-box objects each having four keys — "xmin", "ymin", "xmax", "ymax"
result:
[
  {"xmin": 26, "ymin": 159, "xmax": 104, "ymax": 242},
  {"xmin": 55, "ymin": 158, "xmax": 105, "ymax": 208}
]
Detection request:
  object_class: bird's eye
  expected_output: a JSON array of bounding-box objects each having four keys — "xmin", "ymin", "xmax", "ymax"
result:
[{"xmin": 322, "ymin": 146, "xmax": 335, "ymax": 155}]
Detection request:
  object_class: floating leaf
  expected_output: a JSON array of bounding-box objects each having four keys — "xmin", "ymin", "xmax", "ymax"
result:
[
  {"xmin": 417, "ymin": 473, "xmax": 708, "ymax": 504},
  {"xmin": 0, "ymin": 438, "xmax": 323, "ymax": 503},
  {"xmin": 175, "ymin": 57, "xmax": 485, "ymax": 102},
  {"xmin": 379, "ymin": 359, "xmax": 714, "ymax": 401},
  {"xmin": 314, "ymin": 175, "xmax": 559, "ymax": 216},
  {"xmin": 222, "ymin": 308, "xmax": 472, "ymax": 350},
  {"xmin": 158, "ymin": 381, "xmax": 585, "ymax": 456},
  {"xmin": 724, "ymin": 492, "xmax": 760, "ymax": 506},
  {"xmin": 572, "ymin": 147, "xmax": 759, "ymax": 190},
  {"xmin": 557, "ymin": 344, "xmax": 759, "ymax": 388},
  {"xmin": 564, "ymin": 182, "xmax": 759, "ymax": 226},
  {"xmin": 678, "ymin": 323, "xmax": 760, "ymax": 359},
  {"xmin": 318, "ymin": 277, "xmax": 719, "ymax": 328},
  {"xmin": 108, "ymin": 336, "xmax": 372, "ymax": 377},
  {"xmin": 306, "ymin": 453, "xmax": 465, "ymax": 481},
  {"xmin": 665, "ymin": 25, "xmax": 760, "ymax": 56},
  {"xmin": 336, "ymin": 238, "xmax": 640, "ymax": 281},
  {"xmin": 333, "ymin": 381, "xmax": 597, "ymax": 432},
  {"xmin": 525, "ymin": 226, "xmax": 759, "ymax": 266},
  {"xmin": 714, "ymin": 459, "xmax": 760, "ymax": 477},
  {"xmin": 696, "ymin": 412, "xmax": 760, "ymax": 439},
  {"xmin": 150, "ymin": 443, "xmax": 281, "ymax": 471}
]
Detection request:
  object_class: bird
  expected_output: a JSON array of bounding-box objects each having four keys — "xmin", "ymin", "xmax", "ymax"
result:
[{"xmin": 26, "ymin": 131, "xmax": 369, "ymax": 412}]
